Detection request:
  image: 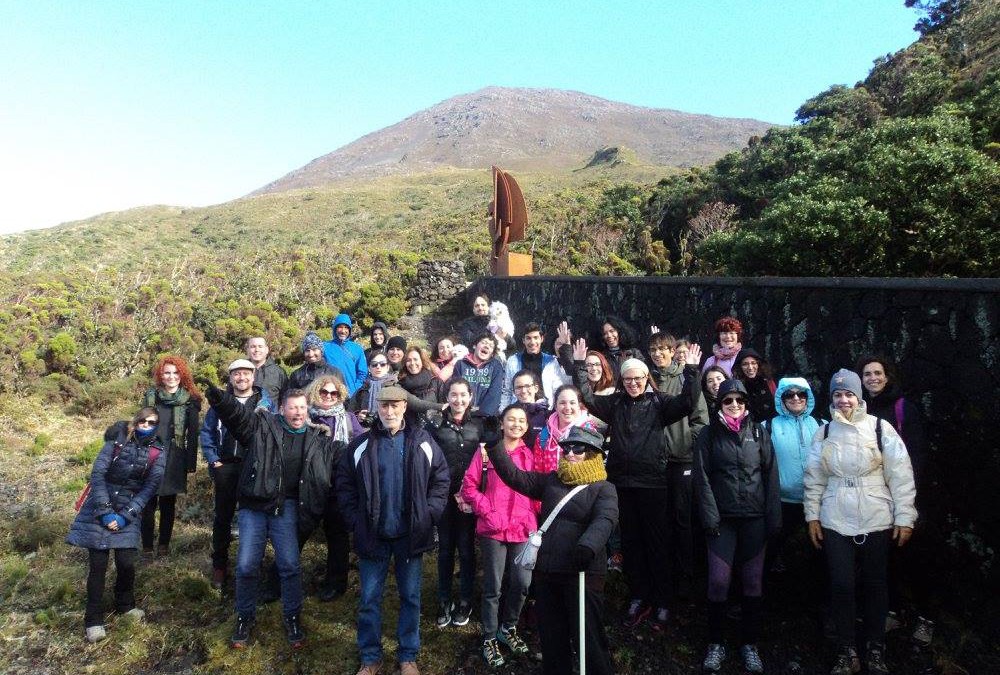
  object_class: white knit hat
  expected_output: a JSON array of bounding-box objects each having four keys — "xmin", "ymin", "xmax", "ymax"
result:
[{"xmin": 619, "ymin": 358, "xmax": 649, "ymax": 377}]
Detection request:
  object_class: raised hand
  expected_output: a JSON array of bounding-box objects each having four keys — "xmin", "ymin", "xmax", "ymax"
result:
[
  {"xmin": 685, "ymin": 343, "xmax": 703, "ymax": 366},
  {"xmin": 572, "ymin": 338, "xmax": 588, "ymax": 361},
  {"xmin": 650, "ymin": 325, "xmax": 660, "ymax": 335}
]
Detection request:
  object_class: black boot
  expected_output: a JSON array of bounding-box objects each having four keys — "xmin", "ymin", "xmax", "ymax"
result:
[
  {"xmin": 230, "ymin": 615, "xmax": 255, "ymax": 649},
  {"xmin": 284, "ymin": 613, "xmax": 305, "ymax": 648}
]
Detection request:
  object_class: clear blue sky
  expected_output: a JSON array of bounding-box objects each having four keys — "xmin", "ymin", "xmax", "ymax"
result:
[{"xmin": 0, "ymin": 1, "xmax": 921, "ymax": 234}]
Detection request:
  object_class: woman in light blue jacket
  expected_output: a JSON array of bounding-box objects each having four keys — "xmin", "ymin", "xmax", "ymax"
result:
[{"xmin": 766, "ymin": 377, "xmax": 821, "ymax": 575}]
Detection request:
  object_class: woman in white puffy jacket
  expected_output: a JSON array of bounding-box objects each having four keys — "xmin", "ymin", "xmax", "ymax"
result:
[{"xmin": 804, "ymin": 369, "xmax": 916, "ymax": 675}]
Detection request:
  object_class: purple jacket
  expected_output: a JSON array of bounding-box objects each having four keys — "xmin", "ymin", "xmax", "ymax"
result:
[{"xmin": 461, "ymin": 441, "xmax": 538, "ymax": 542}]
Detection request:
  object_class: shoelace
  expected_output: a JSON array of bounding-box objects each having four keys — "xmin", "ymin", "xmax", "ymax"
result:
[{"xmin": 742, "ymin": 646, "xmax": 763, "ymax": 670}]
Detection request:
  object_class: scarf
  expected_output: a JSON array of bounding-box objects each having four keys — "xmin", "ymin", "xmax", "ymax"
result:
[
  {"xmin": 310, "ymin": 403, "xmax": 351, "ymax": 444},
  {"xmin": 557, "ymin": 453, "xmax": 607, "ymax": 485},
  {"xmin": 535, "ymin": 411, "xmax": 594, "ymax": 473},
  {"xmin": 144, "ymin": 387, "xmax": 191, "ymax": 451},
  {"xmin": 712, "ymin": 341, "xmax": 743, "ymax": 361},
  {"xmin": 719, "ymin": 409, "xmax": 749, "ymax": 434},
  {"xmin": 279, "ymin": 416, "xmax": 308, "ymax": 434},
  {"xmin": 366, "ymin": 372, "xmax": 397, "ymax": 411},
  {"xmin": 400, "ymin": 369, "xmax": 435, "ymax": 397}
]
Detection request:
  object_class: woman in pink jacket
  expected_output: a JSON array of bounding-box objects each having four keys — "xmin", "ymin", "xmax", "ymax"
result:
[{"xmin": 462, "ymin": 403, "xmax": 538, "ymax": 668}]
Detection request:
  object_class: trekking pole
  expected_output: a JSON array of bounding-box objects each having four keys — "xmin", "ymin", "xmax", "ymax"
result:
[{"xmin": 579, "ymin": 570, "xmax": 586, "ymax": 675}]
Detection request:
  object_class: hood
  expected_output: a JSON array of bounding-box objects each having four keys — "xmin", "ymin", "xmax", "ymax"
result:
[
  {"xmin": 716, "ymin": 379, "xmax": 748, "ymax": 400},
  {"xmin": 735, "ymin": 347, "xmax": 764, "ymax": 367},
  {"xmin": 774, "ymin": 376, "xmax": 815, "ymax": 418},
  {"xmin": 370, "ymin": 321, "xmax": 388, "ymax": 338},
  {"xmin": 331, "ymin": 313, "xmax": 354, "ymax": 342}
]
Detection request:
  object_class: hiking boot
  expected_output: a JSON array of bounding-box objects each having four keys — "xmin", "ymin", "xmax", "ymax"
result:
[
  {"xmin": 436, "ymin": 601, "xmax": 453, "ymax": 628},
  {"xmin": 649, "ymin": 607, "xmax": 670, "ymax": 633},
  {"xmin": 829, "ymin": 645, "xmax": 861, "ymax": 675},
  {"xmin": 623, "ymin": 598, "xmax": 651, "ymax": 628},
  {"xmin": 866, "ymin": 641, "xmax": 889, "ymax": 675},
  {"xmin": 399, "ymin": 661, "xmax": 419, "ymax": 675},
  {"xmin": 884, "ymin": 610, "xmax": 901, "ymax": 632},
  {"xmin": 356, "ymin": 662, "xmax": 382, "ymax": 675},
  {"xmin": 85, "ymin": 625, "xmax": 107, "ymax": 643},
  {"xmin": 121, "ymin": 608, "xmax": 145, "ymax": 622},
  {"xmin": 482, "ymin": 637, "xmax": 505, "ymax": 668},
  {"xmin": 211, "ymin": 568, "xmax": 226, "ymax": 590},
  {"xmin": 497, "ymin": 624, "xmax": 529, "ymax": 655},
  {"xmin": 739, "ymin": 644, "xmax": 764, "ymax": 674},
  {"xmin": 912, "ymin": 616, "xmax": 934, "ymax": 647},
  {"xmin": 230, "ymin": 614, "xmax": 255, "ymax": 649},
  {"xmin": 451, "ymin": 599, "xmax": 472, "ymax": 626},
  {"xmin": 702, "ymin": 643, "xmax": 726, "ymax": 672},
  {"xmin": 607, "ymin": 552, "xmax": 623, "ymax": 573},
  {"xmin": 283, "ymin": 613, "xmax": 305, "ymax": 648}
]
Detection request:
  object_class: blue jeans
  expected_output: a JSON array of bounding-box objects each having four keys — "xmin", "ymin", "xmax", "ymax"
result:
[
  {"xmin": 357, "ymin": 536, "xmax": 423, "ymax": 664},
  {"xmin": 235, "ymin": 500, "xmax": 302, "ymax": 619}
]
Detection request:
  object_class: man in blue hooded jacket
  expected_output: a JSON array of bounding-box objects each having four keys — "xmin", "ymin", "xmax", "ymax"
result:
[{"xmin": 323, "ymin": 313, "xmax": 368, "ymax": 396}]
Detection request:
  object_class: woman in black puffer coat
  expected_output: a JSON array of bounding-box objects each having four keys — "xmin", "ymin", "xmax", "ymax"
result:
[
  {"xmin": 67, "ymin": 408, "xmax": 167, "ymax": 642},
  {"xmin": 486, "ymin": 423, "xmax": 619, "ymax": 675}
]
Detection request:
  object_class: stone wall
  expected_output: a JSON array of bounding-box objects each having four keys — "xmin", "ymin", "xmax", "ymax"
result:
[
  {"xmin": 468, "ymin": 275, "xmax": 1000, "ymax": 557},
  {"xmin": 407, "ymin": 260, "xmax": 467, "ymax": 312}
]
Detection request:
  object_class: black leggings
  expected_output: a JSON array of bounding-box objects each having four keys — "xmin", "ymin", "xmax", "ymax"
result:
[
  {"xmin": 85, "ymin": 548, "xmax": 138, "ymax": 627},
  {"xmin": 824, "ymin": 528, "xmax": 891, "ymax": 647},
  {"xmin": 141, "ymin": 494, "xmax": 177, "ymax": 549},
  {"xmin": 706, "ymin": 517, "xmax": 767, "ymax": 644}
]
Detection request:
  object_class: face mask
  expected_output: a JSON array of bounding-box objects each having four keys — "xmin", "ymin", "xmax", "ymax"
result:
[{"xmin": 135, "ymin": 426, "xmax": 157, "ymax": 438}]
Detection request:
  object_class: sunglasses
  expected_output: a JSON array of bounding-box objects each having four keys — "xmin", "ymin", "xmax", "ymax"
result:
[
  {"xmin": 319, "ymin": 388, "xmax": 339, "ymax": 397},
  {"xmin": 561, "ymin": 444, "xmax": 590, "ymax": 456},
  {"xmin": 721, "ymin": 397, "xmax": 746, "ymax": 406},
  {"xmin": 137, "ymin": 418, "xmax": 159, "ymax": 426},
  {"xmin": 370, "ymin": 361, "xmax": 388, "ymax": 367},
  {"xmin": 782, "ymin": 391, "xmax": 807, "ymax": 400}
]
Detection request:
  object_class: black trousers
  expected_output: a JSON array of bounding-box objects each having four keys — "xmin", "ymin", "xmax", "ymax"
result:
[
  {"xmin": 210, "ymin": 462, "xmax": 241, "ymax": 569},
  {"xmin": 534, "ymin": 572, "xmax": 614, "ymax": 675},
  {"xmin": 85, "ymin": 548, "xmax": 138, "ymax": 627},
  {"xmin": 825, "ymin": 528, "xmax": 891, "ymax": 647},
  {"xmin": 140, "ymin": 494, "xmax": 176, "ymax": 549},
  {"xmin": 618, "ymin": 486, "xmax": 672, "ymax": 607},
  {"xmin": 666, "ymin": 462, "xmax": 694, "ymax": 592}
]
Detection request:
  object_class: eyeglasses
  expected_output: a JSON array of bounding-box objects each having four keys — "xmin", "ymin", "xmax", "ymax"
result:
[
  {"xmin": 562, "ymin": 444, "xmax": 590, "ymax": 456},
  {"xmin": 782, "ymin": 391, "xmax": 807, "ymax": 400},
  {"xmin": 514, "ymin": 384, "xmax": 536, "ymax": 391},
  {"xmin": 370, "ymin": 361, "xmax": 388, "ymax": 367},
  {"xmin": 137, "ymin": 418, "xmax": 158, "ymax": 427},
  {"xmin": 622, "ymin": 376, "xmax": 646, "ymax": 384},
  {"xmin": 319, "ymin": 389, "xmax": 339, "ymax": 398},
  {"xmin": 720, "ymin": 397, "xmax": 746, "ymax": 406}
]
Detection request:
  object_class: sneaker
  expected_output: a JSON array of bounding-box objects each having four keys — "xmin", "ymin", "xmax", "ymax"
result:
[
  {"xmin": 436, "ymin": 601, "xmax": 453, "ymax": 628},
  {"xmin": 884, "ymin": 610, "xmax": 901, "ymax": 633},
  {"xmin": 85, "ymin": 625, "xmax": 107, "ymax": 643},
  {"xmin": 482, "ymin": 637, "xmax": 505, "ymax": 668},
  {"xmin": 283, "ymin": 613, "xmax": 305, "ymax": 648},
  {"xmin": 230, "ymin": 614, "xmax": 255, "ymax": 649},
  {"xmin": 912, "ymin": 616, "xmax": 934, "ymax": 647},
  {"xmin": 866, "ymin": 641, "xmax": 889, "ymax": 675},
  {"xmin": 649, "ymin": 607, "xmax": 670, "ymax": 633},
  {"xmin": 211, "ymin": 568, "xmax": 226, "ymax": 590},
  {"xmin": 623, "ymin": 599, "xmax": 651, "ymax": 628},
  {"xmin": 399, "ymin": 661, "xmax": 419, "ymax": 675},
  {"xmin": 356, "ymin": 662, "xmax": 382, "ymax": 675},
  {"xmin": 739, "ymin": 644, "xmax": 764, "ymax": 674},
  {"xmin": 121, "ymin": 608, "xmax": 145, "ymax": 622},
  {"xmin": 497, "ymin": 624, "xmax": 529, "ymax": 655},
  {"xmin": 607, "ymin": 552, "xmax": 623, "ymax": 573},
  {"xmin": 451, "ymin": 599, "xmax": 472, "ymax": 627},
  {"xmin": 702, "ymin": 643, "xmax": 726, "ymax": 672},
  {"xmin": 829, "ymin": 646, "xmax": 860, "ymax": 675}
]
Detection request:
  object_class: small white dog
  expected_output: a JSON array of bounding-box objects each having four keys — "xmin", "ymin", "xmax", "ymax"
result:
[{"xmin": 487, "ymin": 301, "xmax": 515, "ymax": 361}]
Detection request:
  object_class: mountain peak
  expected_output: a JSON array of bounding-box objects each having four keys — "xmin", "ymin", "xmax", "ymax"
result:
[{"xmin": 253, "ymin": 86, "xmax": 774, "ymax": 195}]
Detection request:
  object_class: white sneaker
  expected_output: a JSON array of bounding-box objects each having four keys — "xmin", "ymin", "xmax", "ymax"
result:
[
  {"xmin": 85, "ymin": 625, "xmax": 107, "ymax": 643},
  {"xmin": 122, "ymin": 608, "xmax": 145, "ymax": 622}
]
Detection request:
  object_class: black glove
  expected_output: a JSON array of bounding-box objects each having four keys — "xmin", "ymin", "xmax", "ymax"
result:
[
  {"xmin": 481, "ymin": 415, "xmax": 501, "ymax": 448},
  {"xmin": 706, "ymin": 526, "xmax": 721, "ymax": 538},
  {"xmin": 572, "ymin": 545, "xmax": 594, "ymax": 571}
]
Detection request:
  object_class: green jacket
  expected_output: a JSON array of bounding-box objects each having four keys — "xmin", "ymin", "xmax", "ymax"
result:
[{"xmin": 650, "ymin": 363, "xmax": 708, "ymax": 463}]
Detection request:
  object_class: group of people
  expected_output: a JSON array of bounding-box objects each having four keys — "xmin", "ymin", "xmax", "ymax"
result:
[{"xmin": 67, "ymin": 296, "xmax": 927, "ymax": 675}]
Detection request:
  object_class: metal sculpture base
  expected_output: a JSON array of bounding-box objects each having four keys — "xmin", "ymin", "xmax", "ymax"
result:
[{"xmin": 496, "ymin": 252, "xmax": 533, "ymax": 277}]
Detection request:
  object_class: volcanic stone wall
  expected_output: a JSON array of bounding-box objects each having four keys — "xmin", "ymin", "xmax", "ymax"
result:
[{"xmin": 468, "ymin": 275, "xmax": 1000, "ymax": 555}]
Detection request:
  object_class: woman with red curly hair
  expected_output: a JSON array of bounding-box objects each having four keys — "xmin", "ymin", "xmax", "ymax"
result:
[
  {"xmin": 140, "ymin": 355, "xmax": 203, "ymax": 556},
  {"xmin": 701, "ymin": 317, "xmax": 744, "ymax": 377}
]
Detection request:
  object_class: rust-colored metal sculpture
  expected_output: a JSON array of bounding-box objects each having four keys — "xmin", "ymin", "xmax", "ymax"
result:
[{"xmin": 489, "ymin": 166, "xmax": 532, "ymax": 276}]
